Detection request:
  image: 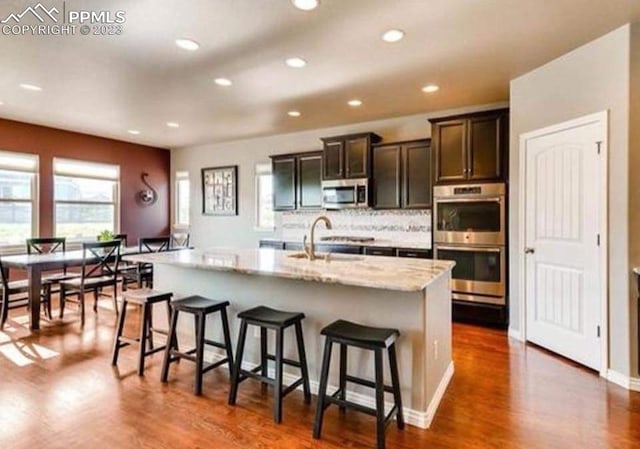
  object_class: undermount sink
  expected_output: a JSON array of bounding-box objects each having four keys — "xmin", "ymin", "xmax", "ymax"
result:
[{"xmin": 286, "ymin": 252, "xmax": 363, "ymax": 262}]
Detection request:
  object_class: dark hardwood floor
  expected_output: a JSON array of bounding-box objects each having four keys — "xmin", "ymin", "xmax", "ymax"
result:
[{"xmin": 0, "ymin": 295, "xmax": 639, "ymax": 449}]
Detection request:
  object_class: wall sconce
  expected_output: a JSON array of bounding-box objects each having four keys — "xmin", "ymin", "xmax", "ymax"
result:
[{"xmin": 137, "ymin": 172, "xmax": 158, "ymax": 206}]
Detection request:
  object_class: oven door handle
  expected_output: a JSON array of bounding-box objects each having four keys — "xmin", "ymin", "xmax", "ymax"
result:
[
  {"xmin": 434, "ymin": 197, "xmax": 503, "ymax": 204},
  {"xmin": 435, "ymin": 246, "xmax": 503, "ymax": 253}
]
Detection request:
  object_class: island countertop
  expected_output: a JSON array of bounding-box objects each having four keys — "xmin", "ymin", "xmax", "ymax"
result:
[{"xmin": 124, "ymin": 247, "xmax": 455, "ymax": 292}]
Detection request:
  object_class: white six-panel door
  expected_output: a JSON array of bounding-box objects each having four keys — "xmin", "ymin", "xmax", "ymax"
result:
[{"xmin": 523, "ymin": 114, "xmax": 606, "ymax": 371}]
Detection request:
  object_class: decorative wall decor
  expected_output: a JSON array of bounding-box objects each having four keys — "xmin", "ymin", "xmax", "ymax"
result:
[
  {"xmin": 201, "ymin": 165, "xmax": 238, "ymax": 216},
  {"xmin": 137, "ymin": 172, "xmax": 158, "ymax": 206}
]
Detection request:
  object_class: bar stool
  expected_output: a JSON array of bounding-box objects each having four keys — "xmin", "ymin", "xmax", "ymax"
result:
[
  {"xmin": 228, "ymin": 306, "xmax": 311, "ymax": 424},
  {"xmin": 313, "ymin": 320, "xmax": 404, "ymax": 449},
  {"xmin": 111, "ymin": 288, "xmax": 173, "ymax": 376},
  {"xmin": 160, "ymin": 295, "xmax": 234, "ymax": 396}
]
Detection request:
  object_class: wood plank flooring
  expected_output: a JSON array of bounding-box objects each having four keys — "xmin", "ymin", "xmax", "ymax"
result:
[{"xmin": 0, "ymin": 298, "xmax": 639, "ymax": 449}]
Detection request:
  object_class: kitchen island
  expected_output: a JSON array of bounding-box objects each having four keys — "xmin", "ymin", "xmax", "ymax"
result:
[{"xmin": 124, "ymin": 248, "xmax": 455, "ymax": 429}]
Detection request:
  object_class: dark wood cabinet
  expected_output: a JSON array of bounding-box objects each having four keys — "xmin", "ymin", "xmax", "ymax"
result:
[
  {"xmin": 259, "ymin": 240, "xmax": 285, "ymax": 249},
  {"xmin": 364, "ymin": 246, "xmax": 396, "ymax": 257},
  {"xmin": 396, "ymin": 248, "xmax": 433, "ymax": 259},
  {"xmin": 372, "ymin": 139, "xmax": 432, "ymax": 209},
  {"xmin": 431, "ymin": 109, "xmax": 508, "ymax": 184},
  {"xmin": 272, "ymin": 156, "xmax": 296, "ymax": 211},
  {"xmin": 316, "ymin": 244, "xmax": 362, "ymax": 255},
  {"xmin": 297, "ymin": 152, "xmax": 323, "ymax": 209},
  {"xmin": 321, "ymin": 132, "xmax": 381, "ymax": 180},
  {"xmin": 271, "ymin": 151, "xmax": 323, "ymax": 211}
]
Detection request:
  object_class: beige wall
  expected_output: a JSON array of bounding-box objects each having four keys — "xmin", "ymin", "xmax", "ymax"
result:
[
  {"xmin": 509, "ymin": 25, "xmax": 633, "ymax": 376},
  {"xmin": 171, "ymin": 102, "xmax": 506, "ymax": 249}
]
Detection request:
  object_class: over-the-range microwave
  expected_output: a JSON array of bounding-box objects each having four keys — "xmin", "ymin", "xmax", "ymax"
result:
[{"xmin": 321, "ymin": 178, "xmax": 369, "ymax": 209}]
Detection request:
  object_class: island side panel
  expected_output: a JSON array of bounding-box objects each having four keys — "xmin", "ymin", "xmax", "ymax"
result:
[{"xmin": 153, "ymin": 263, "xmax": 428, "ymax": 420}]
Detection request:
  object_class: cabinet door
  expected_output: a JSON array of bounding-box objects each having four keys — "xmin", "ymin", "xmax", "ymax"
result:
[
  {"xmin": 433, "ymin": 120, "xmax": 467, "ymax": 183},
  {"xmin": 298, "ymin": 153, "xmax": 323, "ymax": 209},
  {"xmin": 345, "ymin": 136, "xmax": 369, "ymax": 178},
  {"xmin": 403, "ymin": 142, "xmax": 432, "ymax": 208},
  {"xmin": 272, "ymin": 157, "xmax": 296, "ymax": 210},
  {"xmin": 364, "ymin": 246, "xmax": 396, "ymax": 257},
  {"xmin": 372, "ymin": 144, "xmax": 402, "ymax": 209},
  {"xmin": 396, "ymin": 248, "xmax": 432, "ymax": 259},
  {"xmin": 468, "ymin": 114, "xmax": 505, "ymax": 181},
  {"xmin": 323, "ymin": 140, "xmax": 344, "ymax": 180}
]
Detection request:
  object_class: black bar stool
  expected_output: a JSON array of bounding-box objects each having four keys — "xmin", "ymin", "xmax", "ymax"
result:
[
  {"xmin": 111, "ymin": 288, "xmax": 173, "ymax": 376},
  {"xmin": 228, "ymin": 306, "xmax": 311, "ymax": 423},
  {"xmin": 313, "ymin": 320, "xmax": 404, "ymax": 449},
  {"xmin": 160, "ymin": 295, "xmax": 234, "ymax": 396}
]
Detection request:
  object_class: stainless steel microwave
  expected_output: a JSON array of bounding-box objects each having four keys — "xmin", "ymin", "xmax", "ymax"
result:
[{"xmin": 321, "ymin": 178, "xmax": 369, "ymax": 209}]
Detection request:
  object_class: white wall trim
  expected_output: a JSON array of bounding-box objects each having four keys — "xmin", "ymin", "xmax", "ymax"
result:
[
  {"xmin": 517, "ymin": 110, "xmax": 609, "ymax": 376},
  {"xmin": 507, "ymin": 327, "xmax": 523, "ymax": 342},
  {"xmin": 606, "ymin": 369, "xmax": 640, "ymax": 392},
  {"xmin": 203, "ymin": 351, "xmax": 452, "ymax": 429}
]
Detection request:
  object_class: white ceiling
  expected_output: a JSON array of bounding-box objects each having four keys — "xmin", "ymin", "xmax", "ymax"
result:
[{"xmin": 0, "ymin": 0, "xmax": 639, "ymax": 149}]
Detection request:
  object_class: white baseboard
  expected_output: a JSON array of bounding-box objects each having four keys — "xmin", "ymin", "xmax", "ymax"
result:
[
  {"xmin": 507, "ymin": 326, "xmax": 523, "ymax": 342},
  {"xmin": 606, "ymin": 369, "xmax": 640, "ymax": 392},
  {"xmin": 205, "ymin": 351, "xmax": 452, "ymax": 429}
]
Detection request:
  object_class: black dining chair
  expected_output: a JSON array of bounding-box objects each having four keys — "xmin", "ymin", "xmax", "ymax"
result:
[
  {"xmin": 170, "ymin": 232, "xmax": 190, "ymax": 249},
  {"xmin": 0, "ymin": 257, "xmax": 32, "ymax": 330},
  {"xmin": 59, "ymin": 240, "xmax": 121, "ymax": 326},
  {"xmin": 122, "ymin": 237, "xmax": 170, "ymax": 291},
  {"xmin": 26, "ymin": 237, "xmax": 76, "ymax": 319}
]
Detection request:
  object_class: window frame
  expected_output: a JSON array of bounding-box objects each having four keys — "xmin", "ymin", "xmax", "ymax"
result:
[
  {"xmin": 254, "ymin": 162, "xmax": 275, "ymax": 232},
  {"xmin": 175, "ymin": 170, "xmax": 190, "ymax": 227},
  {"xmin": 52, "ymin": 158, "xmax": 120, "ymax": 242},
  {"xmin": 0, "ymin": 150, "xmax": 39, "ymax": 253}
]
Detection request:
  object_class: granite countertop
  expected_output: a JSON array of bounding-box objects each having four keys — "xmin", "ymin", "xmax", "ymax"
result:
[
  {"xmin": 124, "ymin": 248, "xmax": 454, "ymax": 292},
  {"xmin": 261, "ymin": 238, "xmax": 431, "ymax": 250}
]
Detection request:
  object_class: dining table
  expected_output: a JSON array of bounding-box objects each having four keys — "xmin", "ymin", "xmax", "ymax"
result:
[{"xmin": 2, "ymin": 246, "xmax": 150, "ymax": 331}]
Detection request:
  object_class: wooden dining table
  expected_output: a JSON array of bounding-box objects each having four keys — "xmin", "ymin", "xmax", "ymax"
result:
[{"xmin": 2, "ymin": 246, "xmax": 146, "ymax": 330}]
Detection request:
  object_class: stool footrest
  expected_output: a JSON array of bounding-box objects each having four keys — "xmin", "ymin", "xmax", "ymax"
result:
[
  {"xmin": 265, "ymin": 353, "xmax": 301, "ymax": 368},
  {"xmin": 384, "ymin": 405, "xmax": 398, "ymax": 428},
  {"xmin": 282, "ymin": 377, "xmax": 304, "ymax": 397},
  {"xmin": 325, "ymin": 394, "xmax": 377, "ymax": 417},
  {"xmin": 345, "ymin": 374, "xmax": 395, "ymax": 394},
  {"xmin": 238, "ymin": 369, "xmax": 276, "ymax": 386},
  {"xmin": 202, "ymin": 357, "xmax": 230, "ymax": 374},
  {"xmin": 118, "ymin": 336, "xmax": 140, "ymax": 345},
  {"xmin": 143, "ymin": 345, "xmax": 168, "ymax": 357},
  {"xmin": 204, "ymin": 339, "xmax": 228, "ymax": 350}
]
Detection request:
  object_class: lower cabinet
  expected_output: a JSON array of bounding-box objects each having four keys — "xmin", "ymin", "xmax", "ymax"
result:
[
  {"xmin": 364, "ymin": 247, "xmax": 396, "ymax": 257},
  {"xmin": 259, "ymin": 240, "xmax": 285, "ymax": 249},
  {"xmin": 452, "ymin": 300, "xmax": 507, "ymax": 328},
  {"xmin": 396, "ymin": 248, "xmax": 433, "ymax": 259},
  {"xmin": 316, "ymin": 244, "xmax": 362, "ymax": 254}
]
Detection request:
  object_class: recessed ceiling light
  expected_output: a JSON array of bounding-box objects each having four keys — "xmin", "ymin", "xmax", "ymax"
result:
[
  {"xmin": 20, "ymin": 83, "xmax": 42, "ymax": 92},
  {"xmin": 288, "ymin": 111, "xmax": 301, "ymax": 117},
  {"xmin": 175, "ymin": 38, "xmax": 200, "ymax": 51},
  {"xmin": 348, "ymin": 99, "xmax": 363, "ymax": 107},
  {"xmin": 214, "ymin": 78, "xmax": 233, "ymax": 87},
  {"xmin": 285, "ymin": 57, "xmax": 307, "ymax": 68},
  {"xmin": 292, "ymin": 0, "xmax": 319, "ymax": 11},
  {"xmin": 422, "ymin": 84, "xmax": 440, "ymax": 93},
  {"xmin": 382, "ymin": 29, "xmax": 405, "ymax": 43},
  {"xmin": 128, "ymin": 130, "xmax": 141, "ymax": 135},
  {"xmin": 166, "ymin": 122, "xmax": 180, "ymax": 128}
]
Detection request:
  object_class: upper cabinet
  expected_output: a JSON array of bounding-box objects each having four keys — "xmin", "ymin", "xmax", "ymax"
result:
[
  {"xmin": 372, "ymin": 139, "xmax": 432, "ymax": 209},
  {"xmin": 430, "ymin": 109, "xmax": 509, "ymax": 184},
  {"xmin": 321, "ymin": 132, "xmax": 382, "ymax": 180},
  {"xmin": 271, "ymin": 151, "xmax": 323, "ymax": 211}
]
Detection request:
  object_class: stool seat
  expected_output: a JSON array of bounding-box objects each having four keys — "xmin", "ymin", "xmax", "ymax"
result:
[
  {"xmin": 122, "ymin": 288, "xmax": 172, "ymax": 304},
  {"xmin": 321, "ymin": 319, "xmax": 399, "ymax": 349},
  {"xmin": 172, "ymin": 295, "xmax": 230, "ymax": 313},
  {"xmin": 237, "ymin": 305, "xmax": 304, "ymax": 327}
]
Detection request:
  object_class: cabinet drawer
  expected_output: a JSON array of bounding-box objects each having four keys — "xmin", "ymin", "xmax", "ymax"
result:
[
  {"xmin": 364, "ymin": 247, "xmax": 396, "ymax": 257},
  {"xmin": 396, "ymin": 248, "xmax": 432, "ymax": 259},
  {"xmin": 259, "ymin": 240, "xmax": 284, "ymax": 250},
  {"xmin": 316, "ymin": 244, "xmax": 362, "ymax": 254},
  {"xmin": 284, "ymin": 242, "xmax": 304, "ymax": 251}
]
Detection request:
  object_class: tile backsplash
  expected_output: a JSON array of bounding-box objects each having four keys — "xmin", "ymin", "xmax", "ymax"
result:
[{"xmin": 280, "ymin": 209, "xmax": 432, "ymax": 246}]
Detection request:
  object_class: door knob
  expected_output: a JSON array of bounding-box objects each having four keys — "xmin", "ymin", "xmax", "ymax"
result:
[{"xmin": 524, "ymin": 247, "xmax": 535, "ymax": 254}]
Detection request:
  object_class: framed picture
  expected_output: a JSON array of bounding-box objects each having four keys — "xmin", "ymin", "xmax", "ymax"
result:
[{"xmin": 201, "ymin": 165, "xmax": 238, "ymax": 216}]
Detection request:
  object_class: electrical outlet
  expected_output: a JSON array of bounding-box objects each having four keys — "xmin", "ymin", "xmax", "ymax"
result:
[{"xmin": 433, "ymin": 340, "xmax": 439, "ymax": 360}]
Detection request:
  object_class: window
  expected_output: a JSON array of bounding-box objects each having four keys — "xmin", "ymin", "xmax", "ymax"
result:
[
  {"xmin": 53, "ymin": 158, "xmax": 119, "ymax": 240},
  {"xmin": 0, "ymin": 151, "xmax": 38, "ymax": 247},
  {"xmin": 255, "ymin": 163, "xmax": 274, "ymax": 230},
  {"xmin": 175, "ymin": 171, "xmax": 190, "ymax": 226}
]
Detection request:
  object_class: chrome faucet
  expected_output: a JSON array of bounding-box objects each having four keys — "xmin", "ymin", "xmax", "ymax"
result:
[{"xmin": 303, "ymin": 215, "xmax": 333, "ymax": 261}]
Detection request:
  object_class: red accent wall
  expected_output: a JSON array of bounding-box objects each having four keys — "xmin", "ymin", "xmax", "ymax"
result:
[{"xmin": 0, "ymin": 118, "xmax": 171, "ymax": 245}]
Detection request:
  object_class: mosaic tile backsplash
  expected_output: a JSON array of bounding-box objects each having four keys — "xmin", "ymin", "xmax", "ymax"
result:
[{"xmin": 280, "ymin": 209, "xmax": 432, "ymax": 247}]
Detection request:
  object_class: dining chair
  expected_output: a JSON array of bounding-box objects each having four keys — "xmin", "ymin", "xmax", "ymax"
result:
[
  {"xmin": 26, "ymin": 237, "xmax": 74, "ymax": 319},
  {"xmin": 122, "ymin": 237, "xmax": 170, "ymax": 291},
  {"xmin": 59, "ymin": 240, "xmax": 121, "ymax": 326},
  {"xmin": 0, "ymin": 257, "xmax": 31, "ymax": 330},
  {"xmin": 170, "ymin": 232, "xmax": 190, "ymax": 249}
]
